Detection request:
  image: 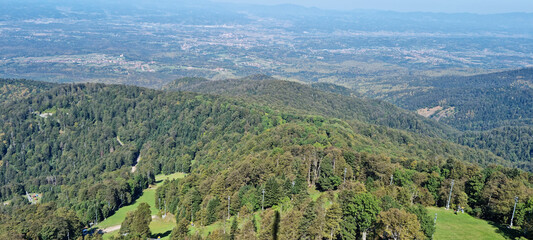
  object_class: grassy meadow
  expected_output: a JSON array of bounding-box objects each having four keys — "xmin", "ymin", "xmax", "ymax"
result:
[
  {"xmin": 428, "ymin": 207, "xmax": 507, "ymax": 240},
  {"xmin": 98, "ymin": 172, "xmax": 186, "ymax": 239}
]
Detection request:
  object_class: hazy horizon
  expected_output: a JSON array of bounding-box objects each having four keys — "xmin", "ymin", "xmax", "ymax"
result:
[{"xmin": 213, "ymin": 0, "xmax": 533, "ymax": 14}]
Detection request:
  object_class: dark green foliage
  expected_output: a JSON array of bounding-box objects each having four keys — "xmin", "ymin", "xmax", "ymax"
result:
[
  {"xmin": 298, "ymin": 201, "xmax": 318, "ymax": 239},
  {"xmin": 393, "ymin": 169, "xmax": 415, "ymax": 187},
  {"xmin": 426, "ymin": 172, "xmax": 443, "ymax": 202},
  {"xmin": 380, "ymin": 195, "xmax": 402, "ymax": 211},
  {"xmin": 391, "ymin": 68, "xmax": 533, "ymax": 131},
  {"xmin": 206, "ymin": 197, "xmax": 221, "ymax": 225},
  {"xmin": 310, "ymin": 82, "xmax": 362, "ymax": 98},
  {"xmin": 465, "ymin": 172, "xmax": 484, "ymax": 207},
  {"xmin": 238, "ymin": 185, "xmax": 261, "ymax": 211},
  {"xmin": 164, "ymin": 77, "xmax": 456, "ymax": 139},
  {"xmin": 272, "ymin": 210, "xmax": 280, "ymax": 240},
  {"xmin": 458, "ymin": 126, "xmax": 533, "ymax": 171},
  {"xmin": 340, "ymin": 191, "xmax": 381, "ymax": 238},
  {"xmin": 316, "ymin": 156, "xmax": 342, "ymax": 191},
  {"xmin": 385, "ymin": 69, "xmax": 533, "ymax": 170},
  {"xmin": 522, "ymin": 197, "xmax": 533, "ymax": 239},
  {"xmin": 162, "ymin": 75, "xmax": 533, "ymax": 173},
  {"xmin": 0, "ymin": 79, "xmax": 532, "ymax": 240},
  {"xmin": 230, "ymin": 217, "xmax": 238, "ymax": 240},
  {"xmin": 0, "ymin": 78, "xmax": 56, "ymax": 102},
  {"xmin": 264, "ymin": 177, "xmax": 281, "ymax": 208},
  {"xmin": 171, "ymin": 218, "xmax": 190, "ymax": 240},
  {"xmin": 0, "ymin": 203, "xmax": 82, "ymax": 240},
  {"xmin": 386, "ymin": 68, "xmax": 533, "ymax": 171},
  {"xmin": 0, "ymin": 82, "xmax": 271, "ymax": 223},
  {"xmin": 408, "ymin": 204, "xmax": 436, "ymax": 240},
  {"xmin": 325, "ymin": 202, "xmax": 343, "ymax": 239}
]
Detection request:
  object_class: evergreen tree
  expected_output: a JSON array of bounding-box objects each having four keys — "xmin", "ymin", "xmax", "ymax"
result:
[
  {"xmin": 206, "ymin": 197, "xmax": 221, "ymax": 225},
  {"xmin": 264, "ymin": 178, "xmax": 281, "ymax": 208},
  {"xmin": 230, "ymin": 217, "xmax": 239, "ymax": 240},
  {"xmin": 407, "ymin": 204, "xmax": 436, "ymax": 240},
  {"xmin": 317, "ymin": 157, "xmax": 342, "ymax": 191},
  {"xmin": 298, "ymin": 201, "xmax": 318, "ymax": 239},
  {"xmin": 171, "ymin": 218, "xmax": 190, "ymax": 240},
  {"xmin": 324, "ymin": 202, "xmax": 342, "ymax": 240}
]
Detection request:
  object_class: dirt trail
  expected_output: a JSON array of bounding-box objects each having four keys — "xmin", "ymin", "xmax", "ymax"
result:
[
  {"xmin": 100, "ymin": 224, "xmax": 121, "ymax": 233},
  {"xmin": 131, "ymin": 155, "xmax": 141, "ymax": 173},
  {"xmin": 116, "ymin": 136, "xmax": 124, "ymax": 146}
]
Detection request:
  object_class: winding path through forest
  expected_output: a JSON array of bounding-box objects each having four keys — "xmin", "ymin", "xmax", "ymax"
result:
[
  {"xmin": 116, "ymin": 135, "xmax": 141, "ymax": 173},
  {"xmin": 131, "ymin": 155, "xmax": 140, "ymax": 173},
  {"xmin": 116, "ymin": 136, "xmax": 124, "ymax": 146}
]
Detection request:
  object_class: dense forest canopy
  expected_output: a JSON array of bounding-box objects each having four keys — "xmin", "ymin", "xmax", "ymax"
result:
[
  {"xmin": 385, "ymin": 68, "xmax": 533, "ymax": 132},
  {"xmin": 163, "ymin": 75, "xmax": 533, "ymax": 171},
  {"xmin": 0, "ymin": 78, "xmax": 57, "ymax": 103},
  {"xmin": 0, "ymin": 78, "xmax": 532, "ymax": 239},
  {"xmin": 163, "ymin": 76, "xmax": 457, "ymax": 139}
]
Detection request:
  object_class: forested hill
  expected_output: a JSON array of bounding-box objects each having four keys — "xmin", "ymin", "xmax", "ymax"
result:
[
  {"xmin": 377, "ymin": 68, "xmax": 533, "ymax": 170},
  {"xmin": 387, "ymin": 68, "xmax": 533, "ymax": 131},
  {"xmin": 163, "ymin": 76, "xmax": 457, "ymax": 139},
  {"xmin": 163, "ymin": 75, "xmax": 533, "ymax": 171},
  {"xmin": 457, "ymin": 127, "xmax": 533, "ymax": 171},
  {"xmin": 0, "ymin": 78, "xmax": 57, "ymax": 102},
  {"xmin": 0, "ymin": 81, "xmax": 505, "ymax": 203},
  {"xmin": 0, "ymin": 81, "xmax": 531, "ymax": 239}
]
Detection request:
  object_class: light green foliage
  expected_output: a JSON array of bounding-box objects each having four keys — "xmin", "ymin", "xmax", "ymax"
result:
[
  {"xmin": 119, "ymin": 202, "xmax": 152, "ymax": 238},
  {"xmin": 324, "ymin": 202, "xmax": 342, "ymax": 239}
]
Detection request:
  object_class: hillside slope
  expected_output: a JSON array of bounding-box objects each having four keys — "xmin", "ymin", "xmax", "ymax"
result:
[
  {"xmin": 0, "ymin": 81, "xmax": 531, "ymax": 239},
  {"xmin": 387, "ymin": 68, "xmax": 533, "ymax": 131},
  {"xmin": 380, "ymin": 68, "xmax": 533, "ymax": 170},
  {"xmin": 0, "ymin": 78, "xmax": 57, "ymax": 102},
  {"xmin": 163, "ymin": 76, "xmax": 458, "ymax": 139},
  {"xmin": 163, "ymin": 75, "xmax": 533, "ymax": 171}
]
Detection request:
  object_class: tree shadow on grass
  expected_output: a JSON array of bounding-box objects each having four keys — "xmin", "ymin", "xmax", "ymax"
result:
[
  {"xmin": 152, "ymin": 230, "xmax": 172, "ymax": 239},
  {"xmin": 489, "ymin": 221, "xmax": 523, "ymax": 239}
]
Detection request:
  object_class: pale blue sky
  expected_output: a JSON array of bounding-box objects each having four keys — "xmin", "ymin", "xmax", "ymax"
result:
[{"xmin": 214, "ymin": 0, "xmax": 533, "ymax": 13}]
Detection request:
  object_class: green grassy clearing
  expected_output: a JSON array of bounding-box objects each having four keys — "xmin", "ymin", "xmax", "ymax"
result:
[
  {"xmin": 427, "ymin": 207, "xmax": 506, "ymax": 240},
  {"xmin": 97, "ymin": 172, "xmax": 186, "ymax": 239},
  {"xmin": 150, "ymin": 214, "xmax": 176, "ymax": 238},
  {"xmin": 191, "ymin": 220, "xmax": 226, "ymax": 238},
  {"xmin": 155, "ymin": 172, "xmax": 185, "ymax": 182}
]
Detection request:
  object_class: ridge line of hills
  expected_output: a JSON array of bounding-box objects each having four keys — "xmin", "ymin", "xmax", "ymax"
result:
[{"xmin": 162, "ymin": 72, "xmax": 532, "ymax": 171}]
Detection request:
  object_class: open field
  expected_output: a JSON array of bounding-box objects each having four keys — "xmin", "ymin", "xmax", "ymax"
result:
[{"xmin": 427, "ymin": 207, "xmax": 507, "ymax": 240}]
